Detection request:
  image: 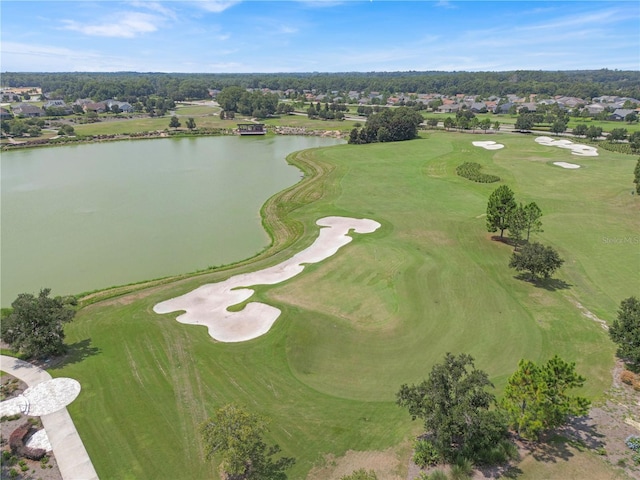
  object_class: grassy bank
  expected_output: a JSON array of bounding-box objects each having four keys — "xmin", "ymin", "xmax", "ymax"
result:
[{"xmin": 52, "ymin": 132, "xmax": 637, "ymax": 479}]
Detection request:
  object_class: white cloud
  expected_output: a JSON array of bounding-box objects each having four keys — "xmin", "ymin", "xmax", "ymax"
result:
[
  {"xmin": 0, "ymin": 42, "xmax": 138, "ymax": 71},
  {"xmin": 62, "ymin": 12, "xmax": 161, "ymax": 38},
  {"xmin": 434, "ymin": 1, "xmax": 457, "ymax": 9},
  {"xmin": 193, "ymin": 1, "xmax": 241, "ymax": 13},
  {"xmin": 129, "ymin": 1, "xmax": 177, "ymax": 19}
]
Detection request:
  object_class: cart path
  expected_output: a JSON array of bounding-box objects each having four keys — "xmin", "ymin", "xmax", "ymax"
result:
[{"xmin": 1, "ymin": 355, "xmax": 99, "ymax": 480}]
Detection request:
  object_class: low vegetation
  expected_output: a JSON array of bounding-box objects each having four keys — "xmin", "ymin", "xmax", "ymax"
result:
[{"xmin": 455, "ymin": 162, "xmax": 500, "ymax": 183}]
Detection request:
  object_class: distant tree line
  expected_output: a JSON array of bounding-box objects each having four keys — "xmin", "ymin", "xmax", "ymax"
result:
[{"xmin": 3, "ymin": 70, "xmax": 640, "ymax": 102}]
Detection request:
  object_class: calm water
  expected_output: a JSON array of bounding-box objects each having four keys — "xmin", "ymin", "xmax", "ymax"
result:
[{"xmin": 1, "ymin": 136, "xmax": 342, "ymax": 305}]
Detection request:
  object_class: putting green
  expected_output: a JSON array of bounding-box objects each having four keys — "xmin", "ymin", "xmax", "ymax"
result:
[{"xmin": 55, "ymin": 132, "xmax": 637, "ymax": 479}]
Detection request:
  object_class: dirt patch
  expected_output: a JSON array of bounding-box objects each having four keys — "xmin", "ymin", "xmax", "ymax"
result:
[{"xmin": 307, "ymin": 446, "xmax": 407, "ymax": 480}]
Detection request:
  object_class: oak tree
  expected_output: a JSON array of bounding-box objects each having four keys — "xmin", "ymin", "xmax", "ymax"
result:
[
  {"xmin": 397, "ymin": 353, "xmax": 508, "ymax": 462},
  {"xmin": 1, "ymin": 289, "xmax": 76, "ymax": 358},
  {"xmin": 200, "ymin": 404, "xmax": 295, "ymax": 480},
  {"xmin": 509, "ymin": 242, "xmax": 563, "ymax": 279}
]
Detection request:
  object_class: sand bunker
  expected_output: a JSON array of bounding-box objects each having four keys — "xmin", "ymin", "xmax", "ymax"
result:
[
  {"xmin": 553, "ymin": 162, "xmax": 581, "ymax": 169},
  {"xmin": 0, "ymin": 378, "xmax": 81, "ymax": 417},
  {"xmin": 154, "ymin": 216, "xmax": 381, "ymax": 342},
  {"xmin": 535, "ymin": 136, "xmax": 598, "ymax": 156},
  {"xmin": 472, "ymin": 141, "xmax": 504, "ymax": 150}
]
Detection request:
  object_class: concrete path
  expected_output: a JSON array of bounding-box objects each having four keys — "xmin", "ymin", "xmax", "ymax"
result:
[{"xmin": 1, "ymin": 355, "xmax": 99, "ymax": 480}]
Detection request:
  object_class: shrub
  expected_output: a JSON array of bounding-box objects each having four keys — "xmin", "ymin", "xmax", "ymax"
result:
[
  {"xmin": 625, "ymin": 435, "xmax": 640, "ymax": 452},
  {"xmin": 450, "ymin": 457, "xmax": 473, "ymax": 480},
  {"xmin": 456, "ymin": 162, "xmax": 500, "ymax": 183},
  {"xmin": 599, "ymin": 141, "xmax": 633, "ymax": 155},
  {"xmin": 413, "ymin": 439, "xmax": 440, "ymax": 467},
  {"xmin": 621, "ymin": 370, "xmax": 636, "ymax": 385},
  {"xmin": 425, "ymin": 471, "xmax": 448, "ymax": 480}
]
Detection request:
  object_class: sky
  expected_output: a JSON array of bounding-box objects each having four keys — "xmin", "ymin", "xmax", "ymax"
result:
[{"xmin": 1, "ymin": 0, "xmax": 639, "ymax": 73}]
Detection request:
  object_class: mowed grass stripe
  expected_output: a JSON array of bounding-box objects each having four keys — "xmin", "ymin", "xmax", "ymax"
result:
[{"xmin": 55, "ymin": 132, "xmax": 635, "ymax": 479}]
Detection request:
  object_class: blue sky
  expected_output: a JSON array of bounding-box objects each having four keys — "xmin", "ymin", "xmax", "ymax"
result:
[{"xmin": 1, "ymin": 1, "xmax": 638, "ymax": 72}]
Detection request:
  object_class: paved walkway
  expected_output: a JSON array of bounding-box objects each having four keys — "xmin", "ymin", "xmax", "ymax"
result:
[{"xmin": 1, "ymin": 355, "xmax": 99, "ymax": 480}]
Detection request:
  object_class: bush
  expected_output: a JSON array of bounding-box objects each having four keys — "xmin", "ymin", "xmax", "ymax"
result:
[
  {"xmin": 450, "ymin": 457, "xmax": 473, "ymax": 480},
  {"xmin": 621, "ymin": 370, "xmax": 636, "ymax": 385},
  {"xmin": 423, "ymin": 471, "xmax": 448, "ymax": 480},
  {"xmin": 474, "ymin": 438, "xmax": 518, "ymax": 465},
  {"xmin": 599, "ymin": 141, "xmax": 633, "ymax": 155},
  {"xmin": 413, "ymin": 439, "xmax": 440, "ymax": 467},
  {"xmin": 626, "ymin": 435, "xmax": 640, "ymax": 452},
  {"xmin": 456, "ymin": 162, "xmax": 500, "ymax": 183}
]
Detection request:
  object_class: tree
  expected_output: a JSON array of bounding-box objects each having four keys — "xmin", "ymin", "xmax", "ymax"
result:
[
  {"xmin": 630, "ymin": 133, "xmax": 640, "ymax": 154},
  {"xmin": 626, "ymin": 112, "xmax": 639, "ymax": 124},
  {"xmin": 501, "ymin": 356, "xmax": 590, "ymax": 440},
  {"xmin": 608, "ymin": 297, "xmax": 640, "ymax": 366},
  {"xmin": 58, "ymin": 124, "xmax": 75, "ymax": 136},
  {"xmin": 509, "ymin": 242, "xmax": 564, "ymax": 280},
  {"xmin": 634, "ymin": 158, "xmax": 640, "ymax": 194},
  {"xmin": 609, "ymin": 128, "xmax": 628, "ymax": 142},
  {"xmin": 522, "ymin": 202, "xmax": 543, "ymax": 241},
  {"xmin": 443, "ymin": 117, "xmax": 454, "ymax": 131},
  {"xmin": 486, "ymin": 185, "xmax": 517, "ymax": 239},
  {"xmin": 169, "ymin": 116, "xmax": 181, "ymax": 129},
  {"xmin": 1, "ymin": 289, "xmax": 76, "ymax": 358},
  {"xmin": 515, "ymin": 114, "xmax": 534, "ymax": 132},
  {"xmin": 110, "ymin": 104, "xmax": 121, "ymax": 115},
  {"xmin": 572, "ymin": 123, "xmax": 587, "ymax": 137},
  {"xmin": 550, "ymin": 118, "xmax": 567, "ymax": 135},
  {"xmin": 185, "ymin": 117, "xmax": 196, "ymax": 131},
  {"xmin": 200, "ymin": 404, "xmax": 295, "ymax": 479},
  {"xmin": 585, "ymin": 125, "xmax": 602, "ymax": 140},
  {"xmin": 216, "ymin": 86, "xmax": 245, "ymax": 112},
  {"xmin": 507, "ymin": 203, "xmax": 528, "ymax": 245},
  {"xmin": 396, "ymin": 353, "xmax": 509, "ymax": 462}
]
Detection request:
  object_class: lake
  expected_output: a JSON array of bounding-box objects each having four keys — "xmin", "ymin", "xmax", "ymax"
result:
[{"xmin": 1, "ymin": 135, "xmax": 342, "ymax": 306}]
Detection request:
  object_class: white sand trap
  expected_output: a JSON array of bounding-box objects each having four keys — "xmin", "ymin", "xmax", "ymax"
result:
[
  {"xmin": 0, "ymin": 378, "xmax": 80, "ymax": 417},
  {"xmin": 25, "ymin": 429, "xmax": 52, "ymax": 451},
  {"xmin": 154, "ymin": 216, "xmax": 381, "ymax": 342},
  {"xmin": 535, "ymin": 136, "xmax": 598, "ymax": 156},
  {"xmin": 553, "ymin": 161, "xmax": 581, "ymax": 169},
  {"xmin": 472, "ymin": 141, "xmax": 504, "ymax": 150}
]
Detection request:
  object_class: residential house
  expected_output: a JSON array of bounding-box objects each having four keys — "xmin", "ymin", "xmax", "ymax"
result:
[
  {"xmin": 43, "ymin": 99, "xmax": 66, "ymax": 108},
  {"xmin": 585, "ymin": 103, "xmax": 605, "ymax": 115},
  {"xmin": 438, "ymin": 104, "xmax": 461, "ymax": 113},
  {"xmin": 468, "ymin": 102, "xmax": 488, "ymax": 113},
  {"xmin": 518, "ymin": 102, "xmax": 538, "ymax": 112},
  {"xmin": 493, "ymin": 102, "xmax": 515, "ymax": 114},
  {"xmin": 609, "ymin": 109, "xmax": 636, "ymax": 121},
  {"xmin": 83, "ymin": 102, "xmax": 107, "ymax": 114},
  {"xmin": 12, "ymin": 104, "xmax": 45, "ymax": 117},
  {"xmin": 0, "ymin": 107, "xmax": 13, "ymax": 119}
]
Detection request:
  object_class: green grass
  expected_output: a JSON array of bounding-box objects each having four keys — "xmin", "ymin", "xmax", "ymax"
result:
[
  {"xmin": 52, "ymin": 131, "xmax": 637, "ymax": 479},
  {"xmin": 262, "ymin": 114, "xmax": 360, "ymax": 131}
]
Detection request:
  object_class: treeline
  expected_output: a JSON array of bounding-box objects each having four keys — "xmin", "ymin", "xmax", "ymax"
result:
[{"xmin": 2, "ymin": 70, "xmax": 640, "ymax": 100}]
